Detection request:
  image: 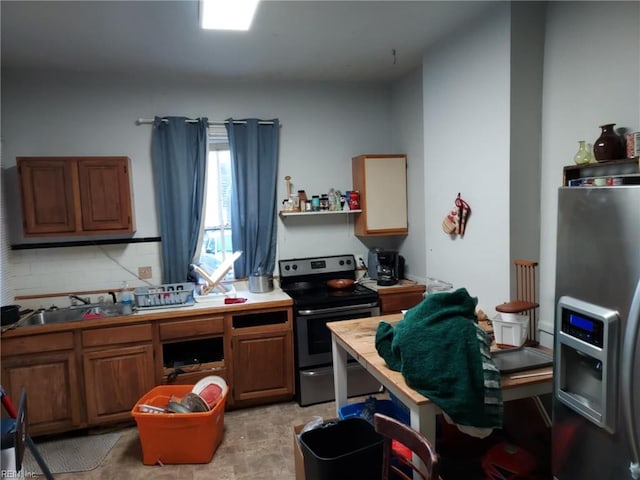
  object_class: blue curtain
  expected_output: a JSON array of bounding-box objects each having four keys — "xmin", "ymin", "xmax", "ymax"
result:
[
  {"xmin": 151, "ymin": 116, "xmax": 208, "ymax": 283},
  {"xmin": 226, "ymin": 118, "xmax": 279, "ymax": 278}
]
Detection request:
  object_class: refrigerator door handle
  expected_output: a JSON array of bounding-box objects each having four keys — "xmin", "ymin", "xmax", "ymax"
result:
[{"xmin": 622, "ymin": 278, "xmax": 640, "ymax": 479}]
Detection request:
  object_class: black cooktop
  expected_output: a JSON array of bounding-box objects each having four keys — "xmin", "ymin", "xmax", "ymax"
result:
[
  {"xmin": 279, "ymin": 254, "xmax": 379, "ymax": 310},
  {"xmin": 283, "ymin": 283, "xmax": 378, "ymax": 309}
]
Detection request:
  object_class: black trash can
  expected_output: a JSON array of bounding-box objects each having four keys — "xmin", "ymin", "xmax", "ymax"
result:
[{"xmin": 299, "ymin": 418, "xmax": 383, "ymax": 480}]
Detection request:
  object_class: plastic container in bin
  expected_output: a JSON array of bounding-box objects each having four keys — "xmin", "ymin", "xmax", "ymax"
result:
[
  {"xmin": 338, "ymin": 397, "xmax": 410, "ymax": 426},
  {"xmin": 493, "ymin": 313, "xmax": 529, "ymax": 347},
  {"xmin": 131, "ymin": 384, "xmax": 226, "ymax": 465},
  {"xmin": 300, "ymin": 418, "xmax": 383, "ymax": 480}
]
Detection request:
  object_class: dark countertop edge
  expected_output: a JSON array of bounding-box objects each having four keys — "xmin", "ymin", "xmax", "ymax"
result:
[{"xmin": 11, "ymin": 236, "xmax": 161, "ymax": 250}]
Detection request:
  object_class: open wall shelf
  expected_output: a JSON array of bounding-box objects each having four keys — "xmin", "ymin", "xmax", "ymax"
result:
[{"xmin": 279, "ymin": 209, "xmax": 361, "ymax": 218}]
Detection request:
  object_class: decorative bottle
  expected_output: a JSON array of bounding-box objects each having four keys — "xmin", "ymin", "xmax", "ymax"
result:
[
  {"xmin": 593, "ymin": 123, "xmax": 623, "ymax": 162},
  {"xmin": 573, "ymin": 141, "xmax": 590, "ymax": 165}
]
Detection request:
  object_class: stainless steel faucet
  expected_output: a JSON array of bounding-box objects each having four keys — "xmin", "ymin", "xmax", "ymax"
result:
[{"xmin": 69, "ymin": 294, "xmax": 91, "ymax": 306}]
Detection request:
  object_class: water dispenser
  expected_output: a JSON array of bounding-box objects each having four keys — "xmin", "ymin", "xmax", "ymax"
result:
[{"xmin": 555, "ymin": 296, "xmax": 619, "ymax": 433}]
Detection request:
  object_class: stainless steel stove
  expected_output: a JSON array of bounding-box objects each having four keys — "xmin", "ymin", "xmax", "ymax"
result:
[{"xmin": 279, "ymin": 254, "xmax": 382, "ymax": 406}]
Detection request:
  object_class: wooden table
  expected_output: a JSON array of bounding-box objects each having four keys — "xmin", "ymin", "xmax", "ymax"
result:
[{"xmin": 328, "ymin": 314, "xmax": 553, "ymax": 445}]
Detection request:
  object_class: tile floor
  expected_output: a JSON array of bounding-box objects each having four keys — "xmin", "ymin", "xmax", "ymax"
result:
[
  {"xmin": 34, "ymin": 398, "xmax": 353, "ymax": 480},
  {"xmin": 25, "ymin": 395, "xmax": 548, "ymax": 479}
]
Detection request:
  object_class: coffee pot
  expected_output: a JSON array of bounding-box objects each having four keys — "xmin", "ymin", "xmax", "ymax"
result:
[{"xmin": 368, "ymin": 249, "xmax": 404, "ymax": 286}]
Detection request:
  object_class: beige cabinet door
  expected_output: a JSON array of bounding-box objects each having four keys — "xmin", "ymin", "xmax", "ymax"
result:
[{"xmin": 353, "ymin": 155, "xmax": 408, "ymax": 236}]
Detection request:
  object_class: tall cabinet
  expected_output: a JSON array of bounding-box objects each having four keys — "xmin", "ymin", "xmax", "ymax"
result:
[{"xmin": 352, "ymin": 154, "xmax": 408, "ymax": 236}]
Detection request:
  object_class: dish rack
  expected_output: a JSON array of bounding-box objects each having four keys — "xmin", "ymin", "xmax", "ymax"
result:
[{"xmin": 134, "ymin": 282, "xmax": 195, "ymax": 309}]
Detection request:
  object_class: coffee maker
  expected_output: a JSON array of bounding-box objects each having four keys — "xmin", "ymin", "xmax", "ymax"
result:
[{"xmin": 373, "ymin": 250, "xmax": 404, "ymax": 286}]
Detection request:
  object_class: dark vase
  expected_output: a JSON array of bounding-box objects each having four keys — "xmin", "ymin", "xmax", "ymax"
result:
[{"xmin": 593, "ymin": 123, "xmax": 623, "ymax": 162}]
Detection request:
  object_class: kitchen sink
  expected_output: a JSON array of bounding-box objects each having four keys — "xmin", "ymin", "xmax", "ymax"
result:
[{"xmin": 19, "ymin": 303, "xmax": 131, "ymax": 327}]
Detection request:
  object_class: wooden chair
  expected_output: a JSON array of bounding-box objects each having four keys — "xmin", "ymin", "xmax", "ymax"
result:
[
  {"xmin": 373, "ymin": 413, "xmax": 440, "ymax": 480},
  {"xmin": 495, "ymin": 260, "xmax": 539, "ymax": 342}
]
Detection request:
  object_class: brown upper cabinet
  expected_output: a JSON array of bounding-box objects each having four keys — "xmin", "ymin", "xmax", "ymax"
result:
[
  {"xmin": 352, "ymin": 154, "xmax": 408, "ymax": 236},
  {"xmin": 18, "ymin": 156, "xmax": 135, "ymax": 237}
]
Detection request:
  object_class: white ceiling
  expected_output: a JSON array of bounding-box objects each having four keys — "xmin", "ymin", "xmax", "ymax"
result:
[{"xmin": 1, "ymin": 0, "xmax": 496, "ymax": 84}]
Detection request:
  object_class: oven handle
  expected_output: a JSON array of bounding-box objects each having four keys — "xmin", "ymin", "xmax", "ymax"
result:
[{"xmin": 296, "ymin": 302, "xmax": 379, "ymax": 316}]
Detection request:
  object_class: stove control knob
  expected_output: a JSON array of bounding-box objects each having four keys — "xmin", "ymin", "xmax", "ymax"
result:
[
  {"xmin": 293, "ymin": 265, "xmax": 298, "ymax": 270},
  {"xmin": 346, "ymin": 259, "xmax": 352, "ymax": 265},
  {"xmin": 285, "ymin": 265, "xmax": 290, "ymax": 271},
  {"xmin": 339, "ymin": 260, "xmax": 344, "ymax": 265}
]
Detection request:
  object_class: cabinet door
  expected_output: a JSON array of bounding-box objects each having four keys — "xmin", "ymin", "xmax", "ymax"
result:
[
  {"xmin": 83, "ymin": 344, "xmax": 155, "ymax": 424},
  {"xmin": 353, "ymin": 155, "xmax": 408, "ymax": 236},
  {"xmin": 77, "ymin": 157, "xmax": 134, "ymax": 233},
  {"xmin": 18, "ymin": 157, "xmax": 79, "ymax": 235},
  {"xmin": 231, "ymin": 330, "xmax": 294, "ymax": 405},
  {"xmin": 1, "ymin": 351, "xmax": 83, "ymax": 435}
]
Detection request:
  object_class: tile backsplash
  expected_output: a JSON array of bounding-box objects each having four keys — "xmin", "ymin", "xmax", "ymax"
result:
[{"xmin": 7, "ymin": 242, "xmax": 162, "ymax": 310}]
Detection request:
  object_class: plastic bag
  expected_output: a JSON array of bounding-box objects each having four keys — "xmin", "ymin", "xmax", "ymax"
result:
[{"xmin": 299, "ymin": 415, "xmax": 324, "ymax": 437}]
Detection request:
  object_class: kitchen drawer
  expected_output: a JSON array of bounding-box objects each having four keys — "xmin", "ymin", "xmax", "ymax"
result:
[
  {"xmin": 1, "ymin": 332, "xmax": 74, "ymax": 356},
  {"xmin": 82, "ymin": 323, "xmax": 152, "ymax": 347},
  {"xmin": 159, "ymin": 316, "xmax": 224, "ymax": 341},
  {"xmin": 380, "ymin": 291, "xmax": 425, "ymax": 315}
]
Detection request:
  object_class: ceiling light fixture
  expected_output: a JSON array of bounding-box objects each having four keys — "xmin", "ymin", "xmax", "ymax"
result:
[{"xmin": 200, "ymin": 0, "xmax": 260, "ymax": 31}]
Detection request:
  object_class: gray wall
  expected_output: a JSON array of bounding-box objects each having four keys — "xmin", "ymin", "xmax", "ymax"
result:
[
  {"xmin": 1, "ymin": 70, "xmax": 395, "ymax": 303},
  {"xmin": 422, "ymin": 3, "xmax": 513, "ymax": 315}
]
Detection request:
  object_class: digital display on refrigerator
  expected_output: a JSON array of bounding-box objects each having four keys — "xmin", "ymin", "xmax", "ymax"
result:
[
  {"xmin": 569, "ymin": 313, "xmax": 595, "ymax": 332},
  {"xmin": 561, "ymin": 308, "xmax": 603, "ymax": 347}
]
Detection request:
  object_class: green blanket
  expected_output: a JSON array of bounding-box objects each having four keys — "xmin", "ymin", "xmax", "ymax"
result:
[{"xmin": 375, "ymin": 288, "xmax": 502, "ymax": 429}]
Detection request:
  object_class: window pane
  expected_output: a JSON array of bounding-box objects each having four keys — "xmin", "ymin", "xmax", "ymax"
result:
[{"xmin": 197, "ymin": 146, "xmax": 234, "ymax": 280}]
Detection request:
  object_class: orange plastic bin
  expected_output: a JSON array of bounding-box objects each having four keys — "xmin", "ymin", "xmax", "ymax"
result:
[{"xmin": 131, "ymin": 384, "xmax": 226, "ymax": 465}]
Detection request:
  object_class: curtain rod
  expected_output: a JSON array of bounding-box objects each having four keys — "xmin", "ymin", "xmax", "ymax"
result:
[{"xmin": 135, "ymin": 117, "xmax": 279, "ymax": 127}]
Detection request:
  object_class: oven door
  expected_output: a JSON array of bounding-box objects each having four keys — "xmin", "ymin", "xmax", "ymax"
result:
[{"xmin": 295, "ymin": 303, "xmax": 379, "ymax": 368}]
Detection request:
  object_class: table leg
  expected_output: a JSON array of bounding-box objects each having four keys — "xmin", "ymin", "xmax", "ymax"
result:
[
  {"xmin": 409, "ymin": 403, "xmax": 437, "ymax": 445},
  {"xmin": 331, "ymin": 334, "xmax": 348, "ymax": 417},
  {"xmin": 409, "ymin": 403, "xmax": 437, "ymax": 480}
]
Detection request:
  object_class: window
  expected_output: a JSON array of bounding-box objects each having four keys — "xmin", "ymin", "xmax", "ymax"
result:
[{"xmin": 197, "ymin": 129, "xmax": 234, "ymax": 279}]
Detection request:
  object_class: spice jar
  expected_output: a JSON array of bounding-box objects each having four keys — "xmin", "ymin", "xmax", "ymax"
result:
[
  {"xmin": 320, "ymin": 194, "xmax": 329, "ymax": 211},
  {"xmin": 311, "ymin": 195, "xmax": 320, "ymax": 211}
]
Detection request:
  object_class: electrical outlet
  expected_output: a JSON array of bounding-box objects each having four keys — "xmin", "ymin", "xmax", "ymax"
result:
[
  {"xmin": 138, "ymin": 266, "xmax": 152, "ymax": 279},
  {"xmin": 355, "ymin": 254, "xmax": 366, "ymax": 269}
]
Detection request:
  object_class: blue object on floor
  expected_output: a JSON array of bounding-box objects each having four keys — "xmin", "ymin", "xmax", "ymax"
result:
[{"xmin": 338, "ymin": 397, "xmax": 410, "ymax": 426}]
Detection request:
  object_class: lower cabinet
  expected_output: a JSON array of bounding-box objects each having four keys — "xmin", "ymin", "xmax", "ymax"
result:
[
  {"xmin": 379, "ymin": 285, "xmax": 427, "ymax": 314},
  {"xmin": 81, "ymin": 323, "xmax": 155, "ymax": 424},
  {"xmin": 83, "ymin": 344, "xmax": 155, "ymax": 424},
  {"xmin": 158, "ymin": 315, "xmax": 227, "ymax": 387},
  {"xmin": 229, "ymin": 308, "xmax": 294, "ymax": 407},
  {"xmin": 0, "ymin": 305, "xmax": 295, "ymax": 435},
  {"xmin": 231, "ymin": 330, "xmax": 294, "ymax": 404},
  {"xmin": 1, "ymin": 350, "xmax": 82, "ymax": 435}
]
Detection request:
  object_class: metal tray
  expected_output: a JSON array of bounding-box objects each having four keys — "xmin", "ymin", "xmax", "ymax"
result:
[{"xmin": 491, "ymin": 347, "xmax": 553, "ymax": 373}]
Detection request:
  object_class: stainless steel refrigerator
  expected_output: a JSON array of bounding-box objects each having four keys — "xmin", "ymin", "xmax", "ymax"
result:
[{"xmin": 553, "ymin": 185, "xmax": 640, "ymax": 479}]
